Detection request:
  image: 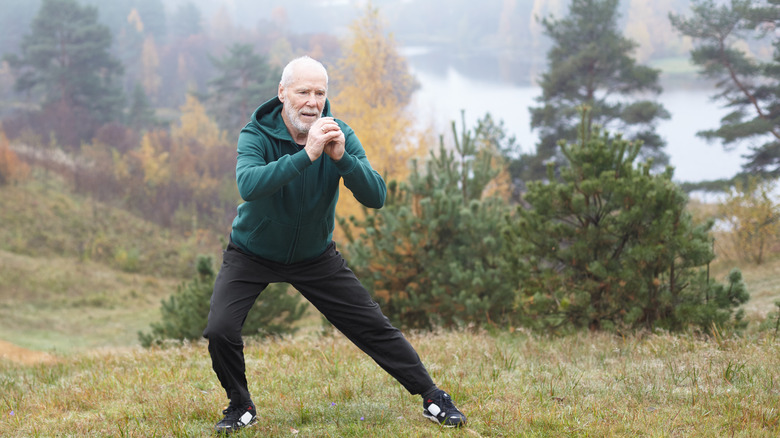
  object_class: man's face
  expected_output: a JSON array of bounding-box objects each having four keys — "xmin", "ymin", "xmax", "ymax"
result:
[{"xmin": 279, "ymin": 66, "xmax": 328, "ymax": 136}]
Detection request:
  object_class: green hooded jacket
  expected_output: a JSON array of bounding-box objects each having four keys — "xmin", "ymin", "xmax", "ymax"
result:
[{"xmin": 229, "ymin": 96, "xmax": 386, "ymax": 264}]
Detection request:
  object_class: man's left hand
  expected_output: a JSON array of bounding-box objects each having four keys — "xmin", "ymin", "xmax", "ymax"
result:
[{"xmin": 321, "ymin": 121, "xmax": 345, "ymax": 162}]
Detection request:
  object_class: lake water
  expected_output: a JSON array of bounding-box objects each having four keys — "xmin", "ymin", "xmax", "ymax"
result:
[{"xmin": 408, "ymin": 66, "xmax": 751, "ymax": 184}]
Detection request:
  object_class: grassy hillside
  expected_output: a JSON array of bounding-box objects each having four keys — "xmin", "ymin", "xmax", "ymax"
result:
[
  {"xmin": 0, "ymin": 249, "xmax": 180, "ymax": 351},
  {"xmin": 0, "ymin": 173, "xmax": 225, "ymax": 278},
  {"xmin": 0, "ymin": 174, "xmax": 225, "ymax": 353}
]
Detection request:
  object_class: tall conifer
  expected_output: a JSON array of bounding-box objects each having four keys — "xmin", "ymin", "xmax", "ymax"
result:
[
  {"xmin": 671, "ymin": 0, "xmax": 780, "ymax": 177},
  {"xmin": 524, "ymin": 0, "xmax": 669, "ymax": 182},
  {"xmin": 5, "ymin": 0, "xmax": 124, "ymax": 145}
]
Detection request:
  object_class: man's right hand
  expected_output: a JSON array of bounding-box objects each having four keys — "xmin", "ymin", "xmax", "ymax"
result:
[{"xmin": 305, "ymin": 117, "xmax": 342, "ymax": 162}]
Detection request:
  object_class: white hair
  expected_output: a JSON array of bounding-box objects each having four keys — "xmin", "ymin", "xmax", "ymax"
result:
[{"xmin": 280, "ymin": 56, "xmax": 329, "ymax": 88}]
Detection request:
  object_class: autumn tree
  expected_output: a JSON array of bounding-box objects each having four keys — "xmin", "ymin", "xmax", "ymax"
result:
[
  {"xmin": 110, "ymin": 128, "xmax": 172, "ymax": 225},
  {"xmin": 81, "ymin": 0, "xmax": 167, "ymax": 43},
  {"xmin": 170, "ymin": 95, "xmax": 236, "ymax": 230},
  {"xmin": 329, "ymin": 4, "xmax": 423, "ymax": 178},
  {"xmin": 0, "ymin": 127, "xmax": 29, "ymax": 185},
  {"xmin": 670, "ymin": 0, "xmax": 780, "ymax": 177},
  {"xmin": 136, "ymin": 131, "xmax": 171, "ymax": 191},
  {"xmin": 5, "ymin": 0, "xmax": 125, "ymax": 147},
  {"xmin": 329, "ymin": 5, "xmax": 423, "ymax": 238},
  {"xmin": 524, "ymin": 0, "xmax": 670, "ymax": 183},
  {"xmin": 717, "ymin": 176, "xmax": 780, "ymax": 265},
  {"xmin": 113, "ymin": 95, "xmax": 236, "ymax": 230}
]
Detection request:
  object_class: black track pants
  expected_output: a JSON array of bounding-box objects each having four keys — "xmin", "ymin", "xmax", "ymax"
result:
[{"xmin": 202, "ymin": 241, "xmax": 436, "ymax": 405}]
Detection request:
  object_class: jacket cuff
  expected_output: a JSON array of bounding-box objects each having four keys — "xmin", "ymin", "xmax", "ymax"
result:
[
  {"xmin": 333, "ymin": 152, "xmax": 357, "ymax": 175},
  {"xmin": 292, "ymin": 149, "xmax": 313, "ymax": 172}
]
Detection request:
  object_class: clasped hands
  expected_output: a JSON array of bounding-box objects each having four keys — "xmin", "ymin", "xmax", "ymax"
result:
[{"xmin": 305, "ymin": 117, "xmax": 344, "ymax": 163}]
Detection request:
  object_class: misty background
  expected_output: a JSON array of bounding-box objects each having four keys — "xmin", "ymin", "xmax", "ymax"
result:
[{"xmin": 0, "ymin": 0, "xmax": 756, "ymax": 182}]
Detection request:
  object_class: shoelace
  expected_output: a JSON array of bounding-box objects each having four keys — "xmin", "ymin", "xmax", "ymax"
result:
[
  {"xmin": 436, "ymin": 394, "xmax": 459, "ymax": 414},
  {"xmin": 221, "ymin": 405, "xmax": 243, "ymax": 421}
]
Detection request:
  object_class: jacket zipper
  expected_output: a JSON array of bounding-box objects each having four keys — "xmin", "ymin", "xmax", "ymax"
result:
[{"xmin": 287, "ymin": 141, "xmax": 306, "ymax": 263}]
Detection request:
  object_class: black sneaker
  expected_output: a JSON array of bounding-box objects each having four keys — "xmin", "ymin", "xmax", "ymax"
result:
[
  {"xmin": 215, "ymin": 401, "xmax": 257, "ymax": 435},
  {"xmin": 423, "ymin": 390, "xmax": 467, "ymax": 427}
]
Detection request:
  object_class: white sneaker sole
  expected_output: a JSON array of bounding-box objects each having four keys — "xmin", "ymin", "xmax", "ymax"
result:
[{"xmin": 423, "ymin": 411, "xmax": 463, "ymax": 428}]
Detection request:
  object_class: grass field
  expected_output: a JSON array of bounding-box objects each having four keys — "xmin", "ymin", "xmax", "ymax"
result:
[
  {"xmin": 1, "ymin": 177, "xmax": 779, "ymax": 436},
  {"xmin": 1, "ymin": 330, "xmax": 779, "ymax": 437}
]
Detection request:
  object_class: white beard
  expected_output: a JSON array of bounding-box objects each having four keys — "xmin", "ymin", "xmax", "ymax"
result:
[{"xmin": 286, "ymin": 105, "xmax": 321, "ymax": 134}]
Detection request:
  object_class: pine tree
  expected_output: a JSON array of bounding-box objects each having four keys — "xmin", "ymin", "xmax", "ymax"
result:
[
  {"xmin": 127, "ymin": 83, "xmax": 157, "ymax": 131},
  {"xmin": 4, "ymin": 0, "xmax": 124, "ymax": 146},
  {"xmin": 670, "ymin": 0, "xmax": 780, "ymax": 177},
  {"xmin": 329, "ymin": 5, "xmax": 424, "ymax": 242},
  {"xmin": 170, "ymin": 1, "xmax": 203, "ymax": 40},
  {"xmin": 139, "ymin": 255, "xmax": 307, "ymax": 347},
  {"xmin": 343, "ymin": 115, "xmax": 517, "ymax": 329},
  {"xmin": 203, "ymin": 43, "xmax": 280, "ymax": 135},
  {"xmin": 525, "ymin": 0, "xmax": 669, "ymax": 183},
  {"xmin": 506, "ymin": 110, "xmax": 749, "ymax": 332}
]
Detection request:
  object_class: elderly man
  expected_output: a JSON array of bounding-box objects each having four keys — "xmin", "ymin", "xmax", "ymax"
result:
[{"xmin": 202, "ymin": 56, "xmax": 466, "ymax": 434}]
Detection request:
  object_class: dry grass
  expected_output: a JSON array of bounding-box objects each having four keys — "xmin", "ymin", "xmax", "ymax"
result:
[
  {"xmin": 0, "ymin": 176, "xmax": 224, "ymax": 278},
  {"xmin": 1, "ymin": 330, "xmax": 778, "ymax": 437}
]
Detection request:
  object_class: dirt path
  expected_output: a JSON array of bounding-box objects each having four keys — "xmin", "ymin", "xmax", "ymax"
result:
[{"xmin": 0, "ymin": 339, "xmax": 57, "ymax": 365}]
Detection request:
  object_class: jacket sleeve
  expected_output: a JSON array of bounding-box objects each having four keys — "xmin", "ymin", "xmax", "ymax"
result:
[
  {"xmin": 235, "ymin": 126, "xmax": 312, "ymax": 201},
  {"xmin": 333, "ymin": 123, "xmax": 386, "ymax": 209}
]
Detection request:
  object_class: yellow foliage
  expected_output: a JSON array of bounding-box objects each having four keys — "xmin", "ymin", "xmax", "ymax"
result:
[
  {"xmin": 137, "ymin": 132, "xmax": 170, "ymax": 187},
  {"xmin": 112, "ymin": 149, "xmax": 131, "ymax": 182},
  {"xmin": 717, "ymin": 177, "xmax": 780, "ymax": 265},
  {"xmin": 624, "ymin": 0, "xmax": 655, "ymax": 61},
  {"xmin": 329, "ymin": 5, "xmax": 425, "ymax": 239},
  {"xmin": 329, "ymin": 5, "xmax": 422, "ymax": 180},
  {"xmin": 172, "ymin": 95, "xmax": 226, "ymax": 148},
  {"xmin": 483, "ymin": 165, "xmax": 513, "ymax": 201},
  {"xmin": 127, "ymin": 8, "xmax": 144, "ymax": 33}
]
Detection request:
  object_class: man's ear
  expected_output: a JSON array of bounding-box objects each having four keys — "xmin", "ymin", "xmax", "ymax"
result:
[{"xmin": 278, "ymin": 83, "xmax": 285, "ymax": 102}]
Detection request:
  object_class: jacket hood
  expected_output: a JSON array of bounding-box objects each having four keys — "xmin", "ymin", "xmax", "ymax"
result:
[{"xmin": 250, "ymin": 96, "xmax": 333, "ymax": 141}]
